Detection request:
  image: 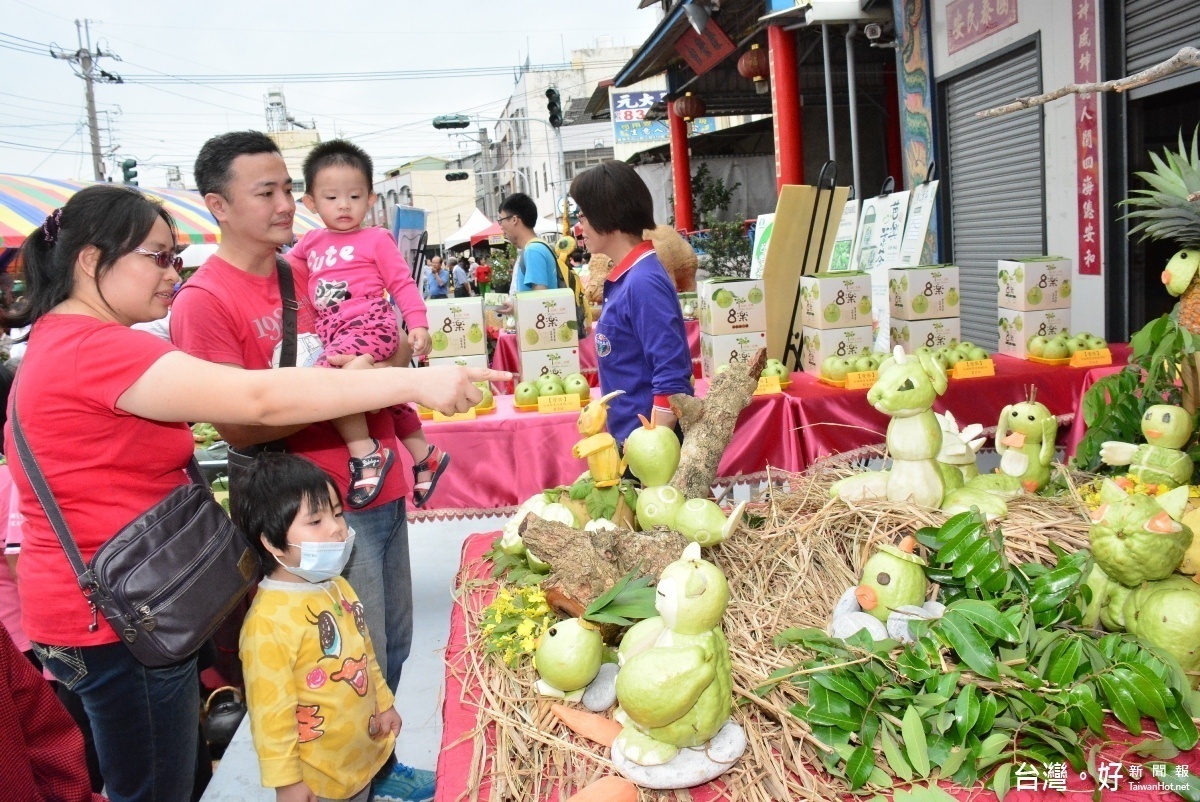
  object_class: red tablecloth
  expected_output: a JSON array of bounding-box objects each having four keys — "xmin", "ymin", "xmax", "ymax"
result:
[
  {"xmin": 491, "ymin": 318, "xmax": 702, "ymax": 392},
  {"xmin": 437, "ymin": 532, "xmax": 1200, "ymax": 802}
]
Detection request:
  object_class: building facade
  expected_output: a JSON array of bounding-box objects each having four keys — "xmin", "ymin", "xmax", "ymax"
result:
[{"xmin": 372, "ymin": 156, "xmax": 478, "ymax": 248}]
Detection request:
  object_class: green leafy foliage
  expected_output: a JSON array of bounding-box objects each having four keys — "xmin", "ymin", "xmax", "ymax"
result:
[
  {"xmin": 1072, "ymin": 311, "xmax": 1200, "ymax": 476},
  {"xmin": 583, "ymin": 568, "xmax": 658, "ymax": 627},
  {"xmin": 764, "ymin": 512, "xmax": 1200, "ymax": 793},
  {"xmin": 482, "ymin": 537, "xmax": 547, "ymax": 587}
]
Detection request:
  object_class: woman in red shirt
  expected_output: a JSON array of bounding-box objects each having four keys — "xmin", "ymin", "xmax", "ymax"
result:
[{"xmin": 5, "ymin": 184, "xmax": 506, "ymax": 802}]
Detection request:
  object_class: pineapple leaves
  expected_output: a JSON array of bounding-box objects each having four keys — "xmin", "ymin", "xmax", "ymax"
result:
[{"xmin": 1122, "ymin": 125, "xmax": 1200, "ymax": 247}]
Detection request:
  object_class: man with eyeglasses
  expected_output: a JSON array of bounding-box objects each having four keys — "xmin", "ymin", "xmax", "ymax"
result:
[{"xmin": 498, "ymin": 193, "xmax": 558, "ymax": 293}]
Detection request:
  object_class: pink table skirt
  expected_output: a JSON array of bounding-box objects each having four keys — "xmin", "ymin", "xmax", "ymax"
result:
[{"xmin": 491, "ymin": 318, "xmax": 702, "ymax": 392}]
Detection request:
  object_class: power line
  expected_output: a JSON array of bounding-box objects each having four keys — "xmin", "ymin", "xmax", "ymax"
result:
[
  {"xmin": 120, "ymin": 60, "xmax": 629, "ymax": 85},
  {"xmin": 48, "ymin": 19, "xmax": 121, "ymax": 181}
]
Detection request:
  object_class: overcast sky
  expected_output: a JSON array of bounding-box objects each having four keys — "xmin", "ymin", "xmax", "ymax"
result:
[{"xmin": 1, "ymin": 0, "xmax": 658, "ymax": 187}]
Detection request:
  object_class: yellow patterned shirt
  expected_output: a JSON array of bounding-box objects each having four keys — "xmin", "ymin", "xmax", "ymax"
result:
[{"xmin": 240, "ymin": 576, "xmax": 396, "ymax": 798}]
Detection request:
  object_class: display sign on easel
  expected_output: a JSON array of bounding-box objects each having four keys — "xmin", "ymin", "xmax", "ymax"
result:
[
  {"xmin": 851, "ymin": 184, "xmax": 911, "ymax": 351},
  {"xmin": 898, "ymin": 179, "xmax": 939, "ymax": 266},
  {"xmin": 827, "ymin": 200, "xmax": 859, "ymax": 273},
  {"xmin": 760, "ymin": 162, "xmax": 849, "ymax": 370},
  {"xmin": 749, "ymin": 213, "xmax": 775, "ymax": 280}
]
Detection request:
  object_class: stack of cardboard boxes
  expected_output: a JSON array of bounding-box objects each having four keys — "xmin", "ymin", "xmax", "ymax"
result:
[
  {"xmin": 887, "ymin": 265, "xmax": 961, "ymax": 352},
  {"xmin": 425, "ymin": 297, "xmax": 488, "ymax": 369},
  {"xmin": 796, "ymin": 271, "xmax": 875, "ymax": 376},
  {"xmin": 697, "ymin": 277, "xmax": 767, "ymax": 377},
  {"xmin": 514, "ymin": 288, "xmax": 582, "ymax": 381},
  {"xmin": 996, "ymin": 257, "xmax": 1072, "ymax": 358}
]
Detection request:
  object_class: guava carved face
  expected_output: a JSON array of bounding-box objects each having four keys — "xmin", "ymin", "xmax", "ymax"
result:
[
  {"xmin": 1142, "ymin": 404, "xmax": 1193, "ymax": 449},
  {"xmin": 854, "ymin": 542, "xmax": 927, "ymax": 622},
  {"xmin": 1163, "ymin": 250, "xmax": 1200, "ymax": 297},
  {"xmin": 655, "ymin": 543, "xmax": 730, "ymax": 635},
  {"xmin": 1004, "ymin": 400, "xmax": 1054, "ymax": 441},
  {"xmin": 1089, "ymin": 480, "xmax": 1192, "ymax": 586},
  {"xmin": 867, "ymin": 347, "xmax": 947, "ymax": 417}
]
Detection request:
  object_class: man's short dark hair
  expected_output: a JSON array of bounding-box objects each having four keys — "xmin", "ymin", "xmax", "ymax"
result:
[
  {"xmin": 303, "ymin": 139, "xmax": 374, "ymax": 194},
  {"xmin": 194, "ymin": 131, "xmax": 280, "ymax": 198},
  {"xmin": 569, "ymin": 161, "xmax": 655, "ymax": 236},
  {"xmin": 499, "ymin": 193, "xmax": 538, "ymax": 229}
]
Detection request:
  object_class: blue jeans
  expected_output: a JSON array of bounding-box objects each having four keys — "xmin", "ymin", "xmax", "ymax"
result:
[
  {"xmin": 343, "ymin": 498, "xmax": 411, "ymax": 691},
  {"xmin": 31, "ymin": 640, "xmax": 198, "ymax": 802}
]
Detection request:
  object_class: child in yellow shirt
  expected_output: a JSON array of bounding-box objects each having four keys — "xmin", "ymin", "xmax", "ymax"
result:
[{"xmin": 235, "ymin": 453, "xmax": 401, "ymax": 802}]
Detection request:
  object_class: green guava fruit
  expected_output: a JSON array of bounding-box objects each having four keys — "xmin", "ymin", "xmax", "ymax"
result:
[
  {"xmin": 673, "ymin": 498, "xmax": 745, "ymax": 547},
  {"xmin": 467, "ymin": 323, "xmax": 483, "ymax": 344},
  {"xmin": 1123, "ymin": 578, "xmax": 1200, "ymax": 674},
  {"xmin": 747, "ymin": 287, "xmax": 763, "ymax": 304},
  {"xmin": 1026, "ymin": 335, "xmax": 1048, "ymax": 357},
  {"xmin": 431, "ymin": 331, "xmax": 449, "ymax": 351},
  {"xmin": 1089, "ymin": 482, "xmax": 1192, "ymax": 586},
  {"xmin": 562, "ymin": 373, "xmax": 590, "ymax": 402},
  {"xmin": 624, "ymin": 418, "xmax": 682, "ymax": 487},
  {"xmin": 558, "ymin": 323, "xmax": 573, "ymax": 341},
  {"xmin": 617, "ymin": 645, "xmax": 715, "ymax": 728},
  {"xmin": 858, "ymin": 296, "xmax": 872, "ymax": 315},
  {"xmin": 946, "ymin": 288, "xmax": 960, "ymax": 306},
  {"xmin": 1014, "ymin": 316, "xmax": 1024, "ymax": 331},
  {"xmin": 534, "ymin": 618, "xmax": 604, "ymax": 692},
  {"xmin": 636, "ymin": 485, "xmax": 685, "ymax": 530},
  {"xmin": 514, "ymin": 382, "xmax": 540, "ymax": 406},
  {"xmin": 1041, "ymin": 339, "xmax": 1069, "ymax": 359},
  {"xmin": 713, "ymin": 289, "xmax": 735, "ymax": 308},
  {"xmin": 1100, "ymin": 581, "xmax": 1132, "ymax": 631},
  {"xmin": 474, "ymin": 383, "xmax": 493, "ymax": 409},
  {"xmin": 823, "ymin": 303, "xmax": 842, "ymax": 323},
  {"xmin": 911, "ymin": 295, "xmax": 929, "ymax": 314},
  {"xmin": 856, "ymin": 544, "xmax": 928, "ymax": 622},
  {"xmin": 1164, "ymin": 250, "xmax": 1200, "ymax": 296},
  {"xmin": 1027, "ymin": 286, "xmax": 1043, "ymax": 304},
  {"xmin": 537, "ymin": 377, "xmax": 565, "ymax": 397},
  {"xmin": 1061, "ymin": 279, "xmax": 1072, "ymax": 298},
  {"xmin": 1014, "ymin": 266, "xmax": 1025, "ymax": 281}
]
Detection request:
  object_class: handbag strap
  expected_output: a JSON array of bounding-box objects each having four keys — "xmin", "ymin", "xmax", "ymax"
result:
[
  {"xmin": 276, "ymin": 256, "xmax": 298, "ymax": 369},
  {"xmin": 10, "ymin": 377, "xmax": 208, "ymax": 593}
]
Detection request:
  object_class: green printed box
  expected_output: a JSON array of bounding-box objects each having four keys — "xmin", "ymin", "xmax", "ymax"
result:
[{"xmin": 799, "ymin": 272, "xmax": 872, "ymax": 329}]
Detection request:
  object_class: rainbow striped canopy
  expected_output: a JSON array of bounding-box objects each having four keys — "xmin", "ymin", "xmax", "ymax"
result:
[{"xmin": 0, "ymin": 174, "xmax": 323, "ymax": 248}]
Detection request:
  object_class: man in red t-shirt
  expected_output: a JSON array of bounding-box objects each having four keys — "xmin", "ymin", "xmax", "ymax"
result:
[{"xmin": 171, "ymin": 131, "xmax": 413, "ymax": 691}]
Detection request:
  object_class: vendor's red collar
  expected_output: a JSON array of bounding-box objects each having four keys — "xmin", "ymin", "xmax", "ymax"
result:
[{"xmin": 606, "ymin": 241, "xmax": 655, "ymax": 283}]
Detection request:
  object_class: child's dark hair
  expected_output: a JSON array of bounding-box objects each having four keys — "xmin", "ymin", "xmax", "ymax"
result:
[
  {"xmin": 3, "ymin": 185, "xmax": 176, "ymax": 332},
  {"xmin": 231, "ymin": 452, "xmax": 343, "ymax": 565},
  {"xmin": 303, "ymin": 139, "xmax": 374, "ymax": 194}
]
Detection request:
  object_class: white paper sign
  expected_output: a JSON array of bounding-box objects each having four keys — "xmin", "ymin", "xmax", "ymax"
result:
[
  {"xmin": 898, "ymin": 181, "xmax": 939, "ymax": 266},
  {"xmin": 827, "ymin": 200, "xmax": 859, "ymax": 273},
  {"xmin": 749, "ymin": 213, "xmax": 775, "ymax": 280},
  {"xmin": 850, "ymin": 191, "xmax": 910, "ymax": 351}
]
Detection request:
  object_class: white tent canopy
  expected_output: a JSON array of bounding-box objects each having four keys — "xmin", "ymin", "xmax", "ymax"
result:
[
  {"xmin": 534, "ymin": 215, "xmax": 561, "ymax": 236},
  {"xmin": 443, "ymin": 208, "xmax": 495, "ymax": 249}
]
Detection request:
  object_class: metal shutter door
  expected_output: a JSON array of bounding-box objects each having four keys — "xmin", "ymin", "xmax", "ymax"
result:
[
  {"xmin": 944, "ymin": 45, "xmax": 1044, "ymax": 350},
  {"xmin": 1126, "ymin": 0, "xmax": 1200, "ymax": 75}
]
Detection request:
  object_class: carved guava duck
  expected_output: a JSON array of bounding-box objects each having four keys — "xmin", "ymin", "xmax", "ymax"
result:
[
  {"xmin": 831, "ymin": 346, "xmax": 948, "ymax": 509},
  {"xmin": 610, "ymin": 542, "xmax": 746, "ymax": 789},
  {"xmin": 995, "ymin": 391, "xmax": 1057, "ymax": 492},
  {"xmin": 828, "ymin": 536, "xmax": 943, "ymax": 643},
  {"xmin": 1089, "ymin": 478, "xmax": 1192, "ymax": 587},
  {"xmin": 1100, "ymin": 404, "xmax": 1195, "ymax": 489}
]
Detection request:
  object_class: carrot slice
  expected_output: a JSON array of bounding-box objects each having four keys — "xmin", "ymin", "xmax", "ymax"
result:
[
  {"xmin": 564, "ymin": 775, "xmax": 638, "ymax": 802},
  {"xmin": 550, "ymin": 703, "xmax": 623, "ymax": 748}
]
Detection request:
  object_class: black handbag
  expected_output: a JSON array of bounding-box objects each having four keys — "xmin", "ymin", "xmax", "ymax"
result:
[
  {"xmin": 226, "ymin": 256, "xmax": 299, "ymax": 492},
  {"xmin": 11, "ymin": 400, "xmax": 261, "ymax": 668}
]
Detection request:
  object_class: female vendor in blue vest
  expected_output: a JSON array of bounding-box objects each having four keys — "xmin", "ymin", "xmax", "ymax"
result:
[{"xmin": 570, "ymin": 161, "xmax": 693, "ymax": 444}]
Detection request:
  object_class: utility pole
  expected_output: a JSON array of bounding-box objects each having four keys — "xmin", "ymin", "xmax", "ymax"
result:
[
  {"xmin": 477, "ymin": 127, "xmax": 494, "ymax": 219},
  {"xmin": 51, "ymin": 20, "xmax": 121, "ymax": 181}
]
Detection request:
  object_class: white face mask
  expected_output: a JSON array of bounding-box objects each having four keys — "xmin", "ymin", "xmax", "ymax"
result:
[{"xmin": 276, "ymin": 528, "xmax": 356, "ymax": 583}]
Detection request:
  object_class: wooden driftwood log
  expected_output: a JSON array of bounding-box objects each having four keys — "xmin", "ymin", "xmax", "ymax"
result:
[
  {"xmin": 519, "ymin": 514, "xmax": 688, "ymax": 609},
  {"xmin": 669, "ymin": 348, "xmax": 766, "ymax": 499}
]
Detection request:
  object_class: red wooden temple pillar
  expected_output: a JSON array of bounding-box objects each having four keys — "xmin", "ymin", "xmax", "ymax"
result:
[
  {"xmin": 668, "ymin": 100, "xmax": 695, "ymax": 232},
  {"xmin": 768, "ymin": 24, "xmax": 804, "ymax": 189},
  {"xmin": 884, "ymin": 60, "xmax": 905, "ymax": 188}
]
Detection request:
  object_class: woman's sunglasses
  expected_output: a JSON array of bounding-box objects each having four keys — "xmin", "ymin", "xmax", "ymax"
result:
[{"xmin": 133, "ymin": 248, "xmax": 183, "ymax": 271}]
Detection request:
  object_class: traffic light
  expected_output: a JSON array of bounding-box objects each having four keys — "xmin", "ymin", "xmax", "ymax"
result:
[
  {"xmin": 432, "ymin": 114, "xmax": 471, "ymax": 130},
  {"xmin": 121, "ymin": 158, "xmax": 138, "ymax": 185},
  {"xmin": 445, "ymin": 172, "xmax": 470, "ymax": 182},
  {"xmin": 546, "ymin": 88, "xmax": 562, "ymax": 128}
]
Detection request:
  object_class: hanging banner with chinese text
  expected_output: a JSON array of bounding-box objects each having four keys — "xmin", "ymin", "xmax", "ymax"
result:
[
  {"xmin": 674, "ymin": 19, "xmax": 736, "ymax": 76},
  {"xmin": 946, "ymin": 0, "xmax": 1019, "ymax": 55},
  {"xmin": 1074, "ymin": 0, "xmax": 1101, "ymax": 276}
]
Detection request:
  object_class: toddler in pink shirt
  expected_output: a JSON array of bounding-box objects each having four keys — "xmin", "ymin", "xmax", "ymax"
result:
[{"xmin": 287, "ymin": 140, "xmax": 449, "ymax": 508}]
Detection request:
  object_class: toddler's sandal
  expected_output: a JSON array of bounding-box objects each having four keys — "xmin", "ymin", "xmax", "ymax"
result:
[
  {"xmin": 412, "ymin": 445, "xmax": 451, "ymax": 508},
  {"xmin": 347, "ymin": 440, "xmax": 394, "ymax": 509}
]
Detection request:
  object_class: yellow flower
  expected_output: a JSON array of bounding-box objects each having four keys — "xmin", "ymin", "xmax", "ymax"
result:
[
  {"xmin": 517, "ymin": 619, "xmax": 536, "ymax": 637},
  {"xmin": 520, "ymin": 636, "xmax": 536, "ymax": 652}
]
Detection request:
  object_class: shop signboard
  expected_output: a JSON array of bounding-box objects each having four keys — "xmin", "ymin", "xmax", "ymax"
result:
[
  {"xmin": 674, "ymin": 19, "xmax": 735, "ymax": 77},
  {"xmin": 947, "ymin": 0, "xmax": 1019, "ymax": 55},
  {"xmin": 609, "ymin": 89, "xmax": 714, "ymax": 144},
  {"xmin": 898, "ymin": 181, "xmax": 939, "ymax": 266}
]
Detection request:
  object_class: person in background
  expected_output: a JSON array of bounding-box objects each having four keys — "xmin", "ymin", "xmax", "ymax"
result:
[
  {"xmin": 235, "ymin": 453, "xmax": 400, "ymax": 802},
  {"xmin": 427, "ymin": 258, "xmax": 449, "ymax": 299},
  {"xmin": 499, "ymin": 193, "xmax": 558, "ymax": 292},
  {"xmin": 474, "ymin": 258, "xmax": 493, "ymax": 296},
  {"xmin": 569, "ymin": 161, "xmax": 693, "ymax": 444},
  {"xmin": 421, "ymin": 254, "xmax": 442, "ymax": 299},
  {"xmin": 452, "ymin": 257, "xmax": 474, "ymax": 298}
]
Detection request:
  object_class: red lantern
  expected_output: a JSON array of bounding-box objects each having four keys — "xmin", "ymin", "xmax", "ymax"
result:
[
  {"xmin": 672, "ymin": 92, "xmax": 706, "ymax": 122},
  {"xmin": 738, "ymin": 44, "xmax": 770, "ymax": 94}
]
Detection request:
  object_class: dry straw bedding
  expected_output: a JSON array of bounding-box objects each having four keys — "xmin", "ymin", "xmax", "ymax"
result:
[{"xmin": 445, "ymin": 446, "xmax": 1094, "ymax": 801}]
